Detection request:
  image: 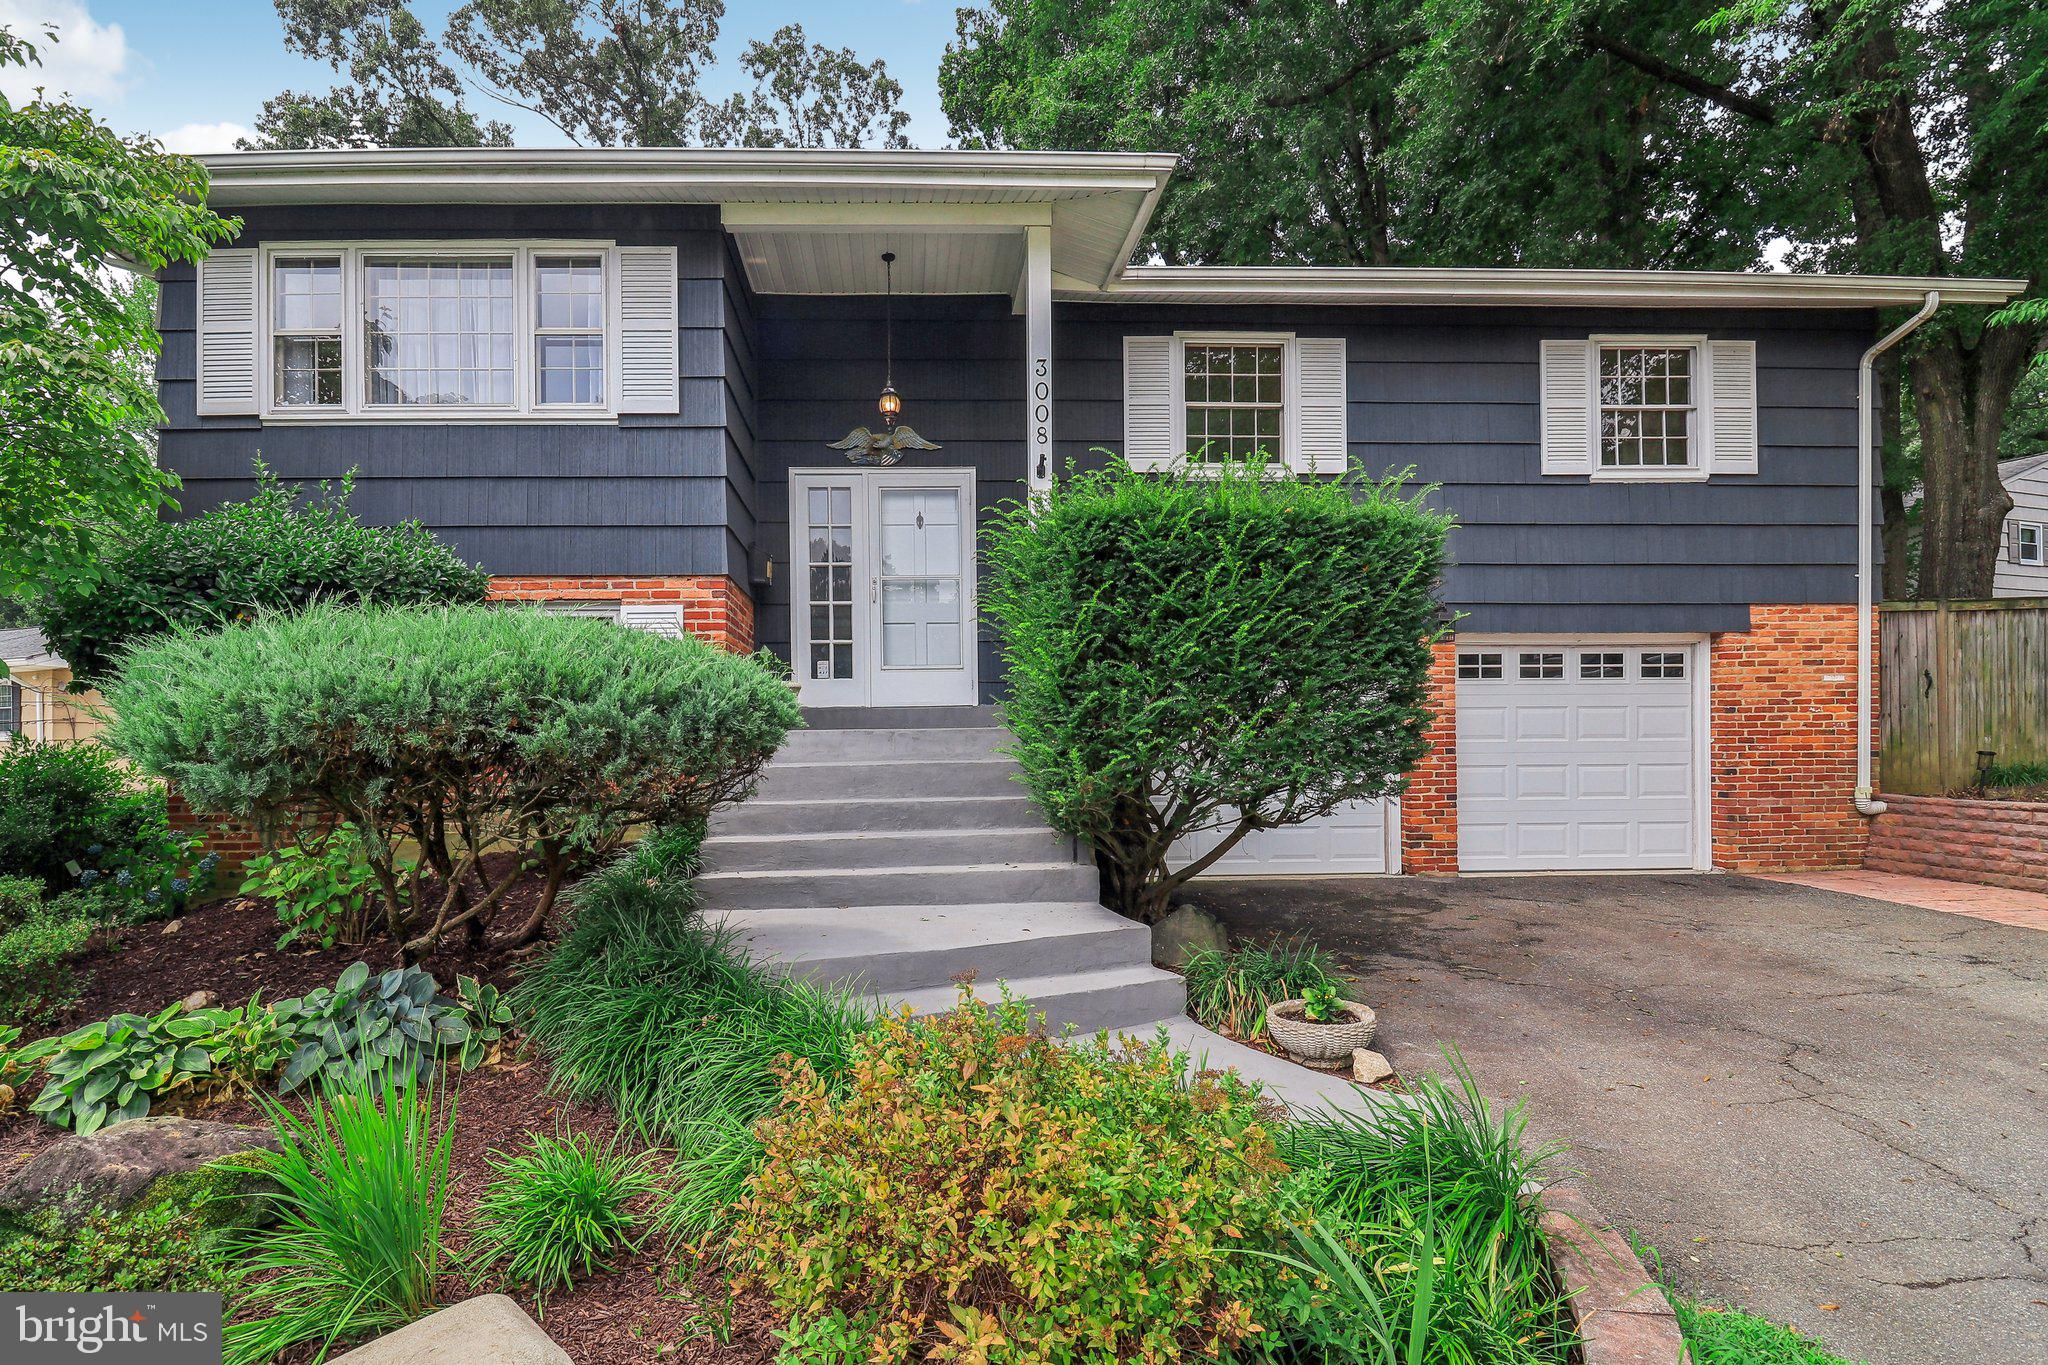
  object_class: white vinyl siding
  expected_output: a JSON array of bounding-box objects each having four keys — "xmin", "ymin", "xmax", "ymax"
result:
[{"xmin": 1995, "ymin": 457, "xmax": 2048, "ymax": 597}]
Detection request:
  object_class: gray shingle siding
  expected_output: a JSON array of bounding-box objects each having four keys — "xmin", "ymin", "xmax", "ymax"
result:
[
  {"xmin": 1055, "ymin": 304, "xmax": 1876, "ymax": 634},
  {"xmin": 155, "ymin": 204, "xmax": 747, "ymax": 581}
]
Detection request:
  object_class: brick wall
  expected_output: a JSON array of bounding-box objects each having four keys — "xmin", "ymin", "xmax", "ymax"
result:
[
  {"xmin": 1400, "ymin": 642, "xmax": 1460, "ymax": 874},
  {"xmin": 1709, "ymin": 603, "xmax": 1870, "ymax": 871},
  {"xmin": 487, "ymin": 575, "xmax": 756, "ymax": 653},
  {"xmin": 166, "ymin": 789, "xmax": 263, "ymax": 886},
  {"xmin": 1864, "ymin": 794, "xmax": 2048, "ymax": 893}
]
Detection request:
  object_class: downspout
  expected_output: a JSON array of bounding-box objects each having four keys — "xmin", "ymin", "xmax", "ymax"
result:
[{"xmin": 1855, "ymin": 290, "xmax": 1941, "ymax": 817}]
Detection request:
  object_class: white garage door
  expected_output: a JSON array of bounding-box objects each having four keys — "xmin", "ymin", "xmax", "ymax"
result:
[
  {"xmin": 1456, "ymin": 643, "xmax": 1701, "ymax": 872},
  {"xmin": 1174, "ymin": 798, "xmax": 1398, "ymax": 876}
]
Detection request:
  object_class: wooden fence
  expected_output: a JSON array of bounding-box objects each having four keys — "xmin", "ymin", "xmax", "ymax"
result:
[{"xmin": 1880, "ymin": 598, "xmax": 2048, "ymax": 793}]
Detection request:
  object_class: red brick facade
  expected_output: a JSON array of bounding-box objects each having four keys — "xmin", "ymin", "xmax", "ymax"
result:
[
  {"xmin": 1864, "ymin": 794, "xmax": 2048, "ymax": 893},
  {"xmin": 1399, "ymin": 642, "xmax": 1461, "ymax": 874},
  {"xmin": 487, "ymin": 575, "xmax": 757, "ymax": 653},
  {"xmin": 1708, "ymin": 603, "xmax": 1870, "ymax": 871},
  {"xmin": 166, "ymin": 789, "xmax": 263, "ymax": 885}
]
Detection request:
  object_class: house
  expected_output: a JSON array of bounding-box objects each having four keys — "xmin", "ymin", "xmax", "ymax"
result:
[
  {"xmin": 0, "ymin": 629, "xmax": 103, "ymax": 744},
  {"xmin": 152, "ymin": 148, "xmax": 2026, "ymax": 878},
  {"xmin": 1997, "ymin": 452, "xmax": 2048, "ymax": 596}
]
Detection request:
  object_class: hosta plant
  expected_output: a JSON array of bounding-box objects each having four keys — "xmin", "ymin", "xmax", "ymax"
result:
[
  {"xmin": 273, "ymin": 963, "xmax": 469, "ymax": 1094},
  {"xmin": 190, "ymin": 994, "xmax": 293, "ymax": 1098},
  {"xmin": 29, "ymin": 1005, "xmax": 217, "ymax": 1134},
  {"xmin": 0, "ymin": 1022, "xmax": 57, "ymax": 1115},
  {"xmin": 453, "ymin": 975, "xmax": 513, "ymax": 1071}
]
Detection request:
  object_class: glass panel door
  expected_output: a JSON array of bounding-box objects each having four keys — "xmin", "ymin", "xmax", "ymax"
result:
[
  {"xmin": 878, "ymin": 489, "xmax": 963, "ymax": 670},
  {"xmin": 792, "ymin": 475, "xmax": 867, "ymax": 707}
]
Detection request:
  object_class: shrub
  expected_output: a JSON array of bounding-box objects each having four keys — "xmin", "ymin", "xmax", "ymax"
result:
[
  {"xmin": 271, "ymin": 963, "xmax": 470, "ymax": 1094},
  {"xmin": 238, "ymin": 824, "xmax": 388, "ymax": 950},
  {"xmin": 0, "ymin": 906, "xmax": 95, "ymax": 1027},
  {"xmin": 28, "ymin": 1003, "xmax": 218, "ymax": 1133},
  {"xmin": 0, "ymin": 1199, "xmax": 233, "ymax": 1294},
  {"xmin": 33, "ymin": 465, "xmax": 491, "ymax": 686},
  {"xmin": 221, "ymin": 1073, "xmax": 456, "ymax": 1365},
  {"xmin": 984, "ymin": 458, "xmax": 1450, "ymax": 921},
  {"xmin": 467, "ymin": 1133, "xmax": 659, "ymax": 1295},
  {"xmin": 1182, "ymin": 937, "xmax": 1341, "ymax": 1040},
  {"xmin": 727, "ymin": 991, "xmax": 1295, "ymax": 1363},
  {"xmin": 0, "ymin": 740, "xmax": 213, "ymax": 918},
  {"xmin": 105, "ymin": 602, "xmax": 800, "ymax": 958},
  {"xmin": 0, "ymin": 874, "xmax": 44, "ymax": 933}
]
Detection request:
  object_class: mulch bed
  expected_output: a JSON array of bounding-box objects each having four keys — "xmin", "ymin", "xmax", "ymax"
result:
[{"xmin": 0, "ymin": 874, "xmax": 785, "ymax": 1364}]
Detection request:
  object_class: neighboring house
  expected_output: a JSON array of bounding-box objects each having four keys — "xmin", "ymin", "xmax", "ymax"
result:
[
  {"xmin": 0, "ymin": 629, "xmax": 103, "ymax": 745},
  {"xmin": 1996, "ymin": 452, "xmax": 2048, "ymax": 597},
  {"xmin": 152, "ymin": 149, "xmax": 2025, "ymax": 878}
]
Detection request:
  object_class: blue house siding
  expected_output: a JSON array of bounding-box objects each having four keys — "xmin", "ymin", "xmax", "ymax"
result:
[
  {"xmin": 1054, "ymin": 304, "xmax": 1875, "ymax": 635},
  {"xmin": 155, "ymin": 204, "xmax": 746, "ymax": 581},
  {"xmin": 749, "ymin": 294, "xmax": 1024, "ymax": 701}
]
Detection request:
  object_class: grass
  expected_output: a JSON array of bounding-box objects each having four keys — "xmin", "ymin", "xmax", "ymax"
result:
[
  {"xmin": 1181, "ymin": 936, "xmax": 1341, "ymax": 1039},
  {"xmin": 1635, "ymin": 1240, "xmax": 1868, "ymax": 1365},
  {"xmin": 1977, "ymin": 758, "xmax": 2048, "ymax": 795},
  {"xmin": 468, "ymin": 1132, "xmax": 660, "ymax": 1299},
  {"xmin": 220, "ymin": 1072, "xmax": 456, "ymax": 1365}
]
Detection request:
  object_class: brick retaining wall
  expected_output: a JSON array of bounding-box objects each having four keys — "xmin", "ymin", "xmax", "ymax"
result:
[{"xmin": 1864, "ymin": 793, "xmax": 2048, "ymax": 894}]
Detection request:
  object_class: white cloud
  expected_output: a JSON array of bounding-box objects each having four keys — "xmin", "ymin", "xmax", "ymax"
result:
[
  {"xmin": 0, "ymin": 0, "xmax": 131, "ymax": 102},
  {"xmin": 158, "ymin": 120, "xmax": 253, "ymax": 154}
]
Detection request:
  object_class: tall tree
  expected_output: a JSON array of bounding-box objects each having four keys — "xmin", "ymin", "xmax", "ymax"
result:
[
  {"xmin": 0, "ymin": 26, "xmax": 238, "ymax": 614},
  {"xmin": 239, "ymin": 0, "xmax": 513, "ymax": 148},
  {"xmin": 701, "ymin": 24, "xmax": 911, "ymax": 149}
]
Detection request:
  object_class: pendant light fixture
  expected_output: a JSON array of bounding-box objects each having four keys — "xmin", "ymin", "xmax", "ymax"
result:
[{"xmin": 827, "ymin": 250, "xmax": 941, "ymax": 465}]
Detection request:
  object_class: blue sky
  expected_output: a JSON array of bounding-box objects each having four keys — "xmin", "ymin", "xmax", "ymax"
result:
[{"xmin": 0, "ymin": 0, "xmax": 964, "ymax": 151}]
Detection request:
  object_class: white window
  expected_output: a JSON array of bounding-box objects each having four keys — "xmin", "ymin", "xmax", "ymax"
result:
[
  {"xmin": 2016, "ymin": 521, "xmax": 2043, "ymax": 566},
  {"xmin": 271, "ymin": 256, "xmax": 343, "ymax": 407},
  {"xmin": 1579, "ymin": 651, "xmax": 1625, "ymax": 679},
  {"xmin": 1519, "ymin": 651, "xmax": 1565, "ymax": 680},
  {"xmin": 365, "ymin": 256, "xmax": 516, "ymax": 408},
  {"xmin": 1183, "ymin": 340, "xmax": 1285, "ymax": 464},
  {"xmin": 534, "ymin": 256, "xmax": 606, "ymax": 407},
  {"xmin": 1599, "ymin": 344, "xmax": 1694, "ymax": 470},
  {"xmin": 1641, "ymin": 651, "xmax": 1687, "ymax": 679},
  {"xmin": 1458, "ymin": 651, "xmax": 1503, "ymax": 680}
]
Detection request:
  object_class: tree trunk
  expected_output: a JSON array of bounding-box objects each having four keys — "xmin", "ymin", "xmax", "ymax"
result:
[
  {"xmin": 1877, "ymin": 352, "xmax": 1913, "ymax": 601},
  {"xmin": 1911, "ymin": 325, "xmax": 2033, "ymax": 599}
]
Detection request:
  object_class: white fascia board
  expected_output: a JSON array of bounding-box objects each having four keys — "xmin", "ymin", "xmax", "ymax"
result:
[
  {"xmin": 720, "ymin": 202, "xmax": 1054, "ymax": 230},
  {"xmin": 1081, "ymin": 266, "xmax": 2028, "ymax": 309}
]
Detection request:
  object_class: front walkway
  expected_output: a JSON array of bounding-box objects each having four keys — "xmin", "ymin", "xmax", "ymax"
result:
[
  {"xmin": 1180, "ymin": 872, "xmax": 2048, "ymax": 1365},
  {"xmin": 1762, "ymin": 867, "xmax": 2048, "ymax": 932}
]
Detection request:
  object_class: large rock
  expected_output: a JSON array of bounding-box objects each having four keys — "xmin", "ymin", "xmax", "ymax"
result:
[
  {"xmin": 0, "ymin": 1116, "xmax": 280, "ymax": 1236},
  {"xmin": 332, "ymin": 1295, "xmax": 570, "ymax": 1365},
  {"xmin": 1152, "ymin": 903, "xmax": 1228, "ymax": 968}
]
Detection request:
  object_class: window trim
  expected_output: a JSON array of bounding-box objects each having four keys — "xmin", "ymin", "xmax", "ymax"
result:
[
  {"xmin": 257, "ymin": 240, "xmax": 621, "ymax": 423},
  {"xmin": 2017, "ymin": 520, "xmax": 2044, "ymax": 567},
  {"xmin": 1587, "ymin": 333, "xmax": 1712, "ymax": 484},
  {"xmin": 1171, "ymin": 330, "xmax": 1301, "ymax": 474}
]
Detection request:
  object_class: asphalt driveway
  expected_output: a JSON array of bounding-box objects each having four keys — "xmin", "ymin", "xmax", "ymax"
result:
[{"xmin": 1180, "ymin": 873, "xmax": 2048, "ymax": 1365}]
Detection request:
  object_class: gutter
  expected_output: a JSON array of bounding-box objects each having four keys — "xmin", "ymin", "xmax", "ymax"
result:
[{"xmin": 1855, "ymin": 290, "xmax": 1942, "ymax": 817}]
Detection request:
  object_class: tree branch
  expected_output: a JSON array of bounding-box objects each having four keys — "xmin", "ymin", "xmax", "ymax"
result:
[
  {"xmin": 1581, "ymin": 28, "xmax": 1777, "ymax": 125},
  {"xmin": 1263, "ymin": 45, "xmax": 1401, "ymax": 110}
]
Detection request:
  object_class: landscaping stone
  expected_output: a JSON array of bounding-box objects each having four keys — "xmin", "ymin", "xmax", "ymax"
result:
[
  {"xmin": 1352, "ymin": 1048, "xmax": 1395, "ymax": 1084},
  {"xmin": 1152, "ymin": 903, "xmax": 1227, "ymax": 967},
  {"xmin": 1539, "ymin": 1185, "xmax": 1689, "ymax": 1365},
  {"xmin": 331, "ymin": 1295, "xmax": 569, "ymax": 1365},
  {"xmin": 0, "ymin": 1116, "xmax": 279, "ymax": 1236},
  {"xmin": 179, "ymin": 989, "xmax": 216, "ymax": 1010}
]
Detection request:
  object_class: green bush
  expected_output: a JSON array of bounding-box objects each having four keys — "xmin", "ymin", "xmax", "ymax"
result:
[
  {"xmin": 238, "ymin": 824, "xmax": 388, "ymax": 950},
  {"xmin": 0, "ymin": 875, "xmax": 44, "ymax": 933},
  {"xmin": 468, "ymin": 1132, "xmax": 658, "ymax": 1295},
  {"xmin": 222, "ymin": 1073, "xmax": 456, "ymax": 1365},
  {"xmin": 1182, "ymin": 937, "xmax": 1340, "ymax": 1040},
  {"xmin": 0, "ymin": 907, "xmax": 95, "ymax": 1027},
  {"xmin": 1980, "ymin": 759, "xmax": 2048, "ymax": 792},
  {"xmin": 984, "ymin": 457, "xmax": 1450, "ymax": 920},
  {"xmin": 0, "ymin": 1199, "xmax": 233, "ymax": 1294},
  {"xmin": 728, "ymin": 990, "xmax": 1295, "ymax": 1363},
  {"xmin": 34, "ymin": 466, "xmax": 490, "ymax": 686},
  {"xmin": 0, "ymin": 740, "xmax": 215, "ymax": 918},
  {"xmin": 28, "ymin": 1003, "xmax": 219, "ymax": 1133},
  {"xmin": 272, "ymin": 962, "xmax": 471, "ymax": 1094},
  {"xmin": 104, "ymin": 602, "xmax": 800, "ymax": 958}
]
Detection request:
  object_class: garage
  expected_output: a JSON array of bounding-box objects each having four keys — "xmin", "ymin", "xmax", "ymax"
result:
[
  {"xmin": 1455, "ymin": 641, "xmax": 1704, "ymax": 872},
  {"xmin": 1176, "ymin": 798, "xmax": 1399, "ymax": 877}
]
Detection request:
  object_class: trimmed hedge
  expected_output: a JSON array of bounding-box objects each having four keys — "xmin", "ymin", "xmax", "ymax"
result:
[{"xmin": 104, "ymin": 603, "xmax": 801, "ymax": 957}]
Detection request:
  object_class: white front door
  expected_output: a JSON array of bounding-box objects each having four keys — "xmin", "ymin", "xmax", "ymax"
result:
[
  {"xmin": 1455, "ymin": 640, "xmax": 1705, "ymax": 871},
  {"xmin": 790, "ymin": 468, "xmax": 977, "ymax": 708}
]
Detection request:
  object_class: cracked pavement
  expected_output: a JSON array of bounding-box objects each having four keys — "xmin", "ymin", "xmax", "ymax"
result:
[{"xmin": 1182, "ymin": 873, "xmax": 2048, "ymax": 1365}]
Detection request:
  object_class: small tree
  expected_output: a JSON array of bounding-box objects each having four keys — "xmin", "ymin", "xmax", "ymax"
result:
[
  {"xmin": 984, "ymin": 459, "xmax": 1450, "ymax": 922},
  {"xmin": 104, "ymin": 603, "xmax": 801, "ymax": 960},
  {"xmin": 35, "ymin": 466, "xmax": 490, "ymax": 685}
]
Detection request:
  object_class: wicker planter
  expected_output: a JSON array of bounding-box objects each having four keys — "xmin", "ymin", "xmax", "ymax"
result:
[{"xmin": 1263, "ymin": 999, "xmax": 1377, "ymax": 1065}]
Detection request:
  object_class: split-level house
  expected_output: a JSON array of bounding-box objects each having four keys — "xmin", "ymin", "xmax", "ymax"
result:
[{"xmin": 152, "ymin": 149, "xmax": 2026, "ymax": 880}]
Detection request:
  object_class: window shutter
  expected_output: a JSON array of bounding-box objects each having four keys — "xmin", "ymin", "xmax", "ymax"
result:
[
  {"xmin": 616, "ymin": 246, "xmax": 679, "ymax": 415},
  {"xmin": 620, "ymin": 604, "xmax": 685, "ymax": 638},
  {"xmin": 1707, "ymin": 339, "xmax": 1759, "ymax": 475},
  {"xmin": 2009, "ymin": 522, "xmax": 2024, "ymax": 564},
  {"xmin": 1292, "ymin": 337, "xmax": 1348, "ymax": 475},
  {"xmin": 196, "ymin": 249, "xmax": 260, "ymax": 416},
  {"xmin": 1539, "ymin": 340, "xmax": 1594, "ymax": 475},
  {"xmin": 1123, "ymin": 335, "xmax": 1179, "ymax": 471}
]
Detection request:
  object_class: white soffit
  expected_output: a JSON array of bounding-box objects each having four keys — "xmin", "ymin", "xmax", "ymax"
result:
[{"xmin": 735, "ymin": 229, "xmax": 1026, "ymax": 295}]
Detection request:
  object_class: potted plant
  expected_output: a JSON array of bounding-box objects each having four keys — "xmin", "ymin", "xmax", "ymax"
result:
[{"xmin": 1264, "ymin": 983, "xmax": 1376, "ymax": 1066}]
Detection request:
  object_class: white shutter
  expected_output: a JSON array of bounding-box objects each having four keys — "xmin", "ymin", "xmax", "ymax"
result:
[
  {"xmin": 1707, "ymin": 339, "xmax": 1758, "ymax": 474},
  {"xmin": 616, "ymin": 246, "xmax": 679, "ymax": 415},
  {"xmin": 620, "ymin": 604, "xmax": 685, "ymax": 638},
  {"xmin": 1539, "ymin": 340, "xmax": 1594, "ymax": 476},
  {"xmin": 1292, "ymin": 337, "xmax": 1348, "ymax": 475},
  {"xmin": 1123, "ymin": 335, "xmax": 1180, "ymax": 471},
  {"xmin": 196, "ymin": 249, "xmax": 260, "ymax": 416}
]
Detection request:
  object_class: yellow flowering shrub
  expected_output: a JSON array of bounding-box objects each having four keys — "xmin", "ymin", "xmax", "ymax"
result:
[{"xmin": 727, "ymin": 990, "xmax": 1296, "ymax": 1364}]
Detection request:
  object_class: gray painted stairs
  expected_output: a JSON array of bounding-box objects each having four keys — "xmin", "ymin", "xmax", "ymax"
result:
[{"xmin": 700, "ymin": 709, "xmax": 1380, "ymax": 1116}]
